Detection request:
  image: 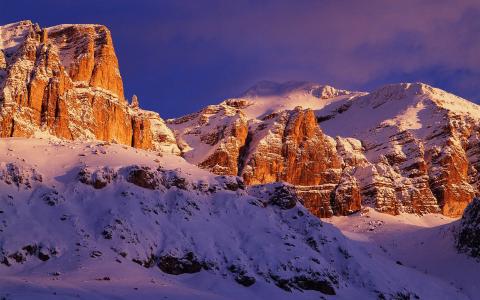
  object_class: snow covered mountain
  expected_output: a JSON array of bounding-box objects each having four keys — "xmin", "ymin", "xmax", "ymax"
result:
[
  {"xmin": 169, "ymin": 81, "xmax": 480, "ymax": 217},
  {"xmin": 3, "ymin": 20, "xmax": 479, "ymax": 218},
  {"xmin": 1, "ymin": 20, "xmax": 480, "ymax": 299},
  {"xmin": 0, "ymin": 138, "xmax": 475, "ymax": 299}
]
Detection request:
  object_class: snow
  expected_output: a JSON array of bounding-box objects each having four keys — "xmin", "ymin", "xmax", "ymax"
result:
[
  {"xmin": 317, "ymin": 82, "xmax": 480, "ymax": 140},
  {"xmin": 0, "ymin": 137, "xmax": 477, "ymax": 299},
  {"xmin": 326, "ymin": 208, "xmax": 480, "ymax": 299},
  {"xmin": 167, "ymin": 104, "xmax": 246, "ymax": 165},
  {"xmin": 232, "ymin": 81, "xmax": 361, "ymax": 120},
  {"xmin": 0, "ymin": 20, "xmax": 32, "ymax": 54},
  {"xmin": 46, "ymin": 23, "xmax": 106, "ymax": 69}
]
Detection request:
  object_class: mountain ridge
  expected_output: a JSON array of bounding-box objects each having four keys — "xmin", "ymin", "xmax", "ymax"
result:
[
  {"xmin": 1, "ymin": 20, "xmax": 480, "ymax": 299},
  {"xmin": 2, "ymin": 20, "xmax": 480, "ymax": 217}
]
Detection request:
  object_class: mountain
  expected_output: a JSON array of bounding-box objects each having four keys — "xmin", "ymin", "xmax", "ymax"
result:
[
  {"xmin": 0, "ymin": 21, "xmax": 179, "ymax": 154},
  {"xmin": 0, "ymin": 138, "xmax": 471, "ymax": 299},
  {"xmin": 4, "ymin": 20, "xmax": 478, "ymax": 218},
  {"xmin": 1, "ymin": 20, "xmax": 480, "ymax": 299},
  {"xmin": 457, "ymin": 198, "xmax": 480, "ymax": 258},
  {"xmin": 169, "ymin": 81, "xmax": 480, "ymax": 217}
]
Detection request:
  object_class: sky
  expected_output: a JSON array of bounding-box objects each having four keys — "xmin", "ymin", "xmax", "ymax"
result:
[{"xmin": 1, "ymin": 0, "xmax": 479, "ymax": 117}]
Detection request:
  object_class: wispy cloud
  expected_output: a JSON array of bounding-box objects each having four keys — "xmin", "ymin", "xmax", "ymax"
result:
[{"xmin": 1, "ymin": 0, "xmax": 479, "ymax": 116}]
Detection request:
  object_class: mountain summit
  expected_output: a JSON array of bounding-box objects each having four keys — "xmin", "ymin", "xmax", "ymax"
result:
[
  {"xmin": 1, "ymin": 20, "xmax": 480, "ymax": 299},
  {"xmin": 0, "ymin": 20, "xmax": 179, "ymax": 153},
  {"xmin": 2, "ymin": 21, "xmax": 479, "ymax": 218}
]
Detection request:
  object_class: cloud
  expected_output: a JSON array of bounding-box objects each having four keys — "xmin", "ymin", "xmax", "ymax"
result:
[{"xmin": 1, "ymin": 0, "xmax": 479, "ymax": 116}]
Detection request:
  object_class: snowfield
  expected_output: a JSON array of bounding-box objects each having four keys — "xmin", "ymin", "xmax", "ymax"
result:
[
  {"xmin": 326, "ymin": 209, "xmax": 480, "ymax": 300},
  {"xmin": 0, "ymin": 138, "xmax": 478, "ymax": 299}
]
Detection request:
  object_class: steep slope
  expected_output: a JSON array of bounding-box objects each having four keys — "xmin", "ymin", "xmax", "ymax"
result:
[
  {"xmin": 318, "ymin": 83, "xmax": 480, "ymax": 217},
  {"xmin": 169, "ymin": 82, "xmax": 480, "ymax": 217},
  {"xmin": 0, "ymin": 20, "xmax": 179, "ymax": 154},
  {"xmin": 327, "ymin": 208, "xmax": 480, "ymax": 300},
  {"xmin": 168, "ymin": 84, "xmax": 362, "ymax": 217},
  {"xmin": 167, "ymin": 101, "xmax": 248, "ymax": 175},
  {"xmin": 0, "ymin": 138, "xmax": 471, "ymax": 299},
  {"xmin": 238, "ymin": 80, "xmax": 359, "ymax": 119},
  {"xmin": 457, "ymin": 198, "xmax": 480, "ymax": 258}
]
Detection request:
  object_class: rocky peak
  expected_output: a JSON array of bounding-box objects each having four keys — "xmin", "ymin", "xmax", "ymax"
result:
[
  {"xmin": 0, "ymin": 20, "xmax": 179, "ymax": 154},
  {"xmin": 241, "ymin": 80, "xmax": 351, "ymax": 99},
  {"xmin": 167, "ymin": 102, "xmax": 249, "ymax": 175},
  {"xmin": 240, "ymin": 107, "xmax": 342, "ymax": 185},
  {"xmin": 169, "ymin": 80, "xmax": 480, "ymax": 218},
  {"xmin": 46, "ymin": 23, "xmax": 124, "ymax": 100}
]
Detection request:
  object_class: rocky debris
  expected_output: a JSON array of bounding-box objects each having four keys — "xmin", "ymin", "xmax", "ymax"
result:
[
  {"xmin": 124, "ymin": 165, "xmax": 190, "ymax": 190},
  {"xmin": 126, "ymin": 166, "xmax": 160, "ymax": 190},
  {"xmin": 228, "ymin": 265, "xmax": 256, "ymax": 287},
  {"xmin": 457, "ymin": 198, "xmax": 480, "ymax": 258},
  {"xmin": 161, "ymin": 170, "xmax": 190, "ymax": 190},
  {"xmin": 0, "ymin": 21, "xmax": 179, "ymax": 154},
  {"xmin": 234, "ymin": 273, "xmax": 256, "ymax": 287},
  {"xmin": 247, "ymin": 182, "xmax": 299, "ymax": 210},
  {"xmin": 0, "ymin": 162, "xmax": 42, "ymax": 188},
  {"xmin": 268, "ymin": 184, "xmax": 299, "ymax": 210},
  {"xmin": 40, "ymin": 189, "xmax": 65, "ymax": 206},
  {"xmin": 291, "ymin": 275, "xmax": 336, "ymax": 295},
  {"xmin": 214, "ymin": 175, "xmax": 245, "ymax": 191},
  {"xmin": 78, "ymin": 166, "xmax": 116, "ymax": 189},
  {"xmin": 1, "ymin": 244, "xmax": 57, "ymax": 266},
  {"xmin": 90, "ymin": 250, "xmax": 103, "ymax": 258},
  {"xmin": 269, "ymin": 273, "xmax": 336, "ymax": 295},
  {"xmin": 158, "ymin": 252, "xmax": 203, "ymax": 275}
]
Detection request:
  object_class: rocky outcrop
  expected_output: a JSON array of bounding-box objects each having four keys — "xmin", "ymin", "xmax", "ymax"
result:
[
  {"xmin": 167, "ymin": 100, "xmax": 249, "ymax": 175},
  {"xmin": 312, "ymin": 83, "xmax": 480, "ymax": 217},
  {"xmin": 239, "ymin": 108, "xmax": 359, "ymax": 217},
  {"xmin": 457, "ymin": 198, "xmax": 480, "ymax": 258},
  {"xmin": 169, "ymin": 82, "xmax": 480, "ymax": 218},
  {"xmin": 2, "ymin": 21, "xmax": 480, "ymax": 218},
  {"xmin": 240, "ymin": 108, "xmax": 342, "ymax": 185},
  {"xmin": 170, "ymin": 104, "xmax": 361, "ymax": 217},
  {"xmin": 0, "ymin": 21, "xmax": 179, "ymax": 154},
  {"xmin": 0, "ymin": 162, "xmax": 42, "ymax": 189}
]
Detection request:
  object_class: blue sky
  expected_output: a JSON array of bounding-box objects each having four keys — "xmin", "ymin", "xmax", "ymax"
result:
[{"xmin": 2, "ymin": 0, "xmax": 479, "ymax": 117}]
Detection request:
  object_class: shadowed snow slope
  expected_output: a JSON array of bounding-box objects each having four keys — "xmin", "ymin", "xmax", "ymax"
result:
[
  {"xmin": 0, "ymin": 138, "xmax": 474, "ymax": 299},
  {"xmin": 326, "ymin": 208, "xmax": 480, "ymax": 300}
]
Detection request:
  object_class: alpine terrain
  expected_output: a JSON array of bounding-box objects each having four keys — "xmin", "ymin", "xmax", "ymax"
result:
[{"xmin": 1, "ymin": 21, "xmax": 479, "ymax": 300}]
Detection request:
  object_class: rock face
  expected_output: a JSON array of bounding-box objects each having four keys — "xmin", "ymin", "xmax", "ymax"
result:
[
  {"xmin": 169, "ymin": 82, "xmax": 480, "ymax": 218},
  {"xmin": 240, "ymin": 108, "xmax": 341, "ymax": 185},
  {"xmin": 169, "ymin": 98, "xmax": 362, "ymax": 217},
  {"xmin": 239, "ymin": 107, "xmax": 360, "ymax": 217},
  {"xmin": 2, "ymin": 21, "xmax": 480, "ymax": 218},
  {"xmin": 457, "ymin": 198, "xmax": 480, "ymax": 258},
  {"xmin": 167, "ymin": 100, "xmax": 249, "ymax": 175},
  {"xmin": 0, "ymin": 21, "xmax": 179, "ymax": 154},
  {"xmin": 317, "ymin": 83, "xmax": 480, "ymax": 217}
]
